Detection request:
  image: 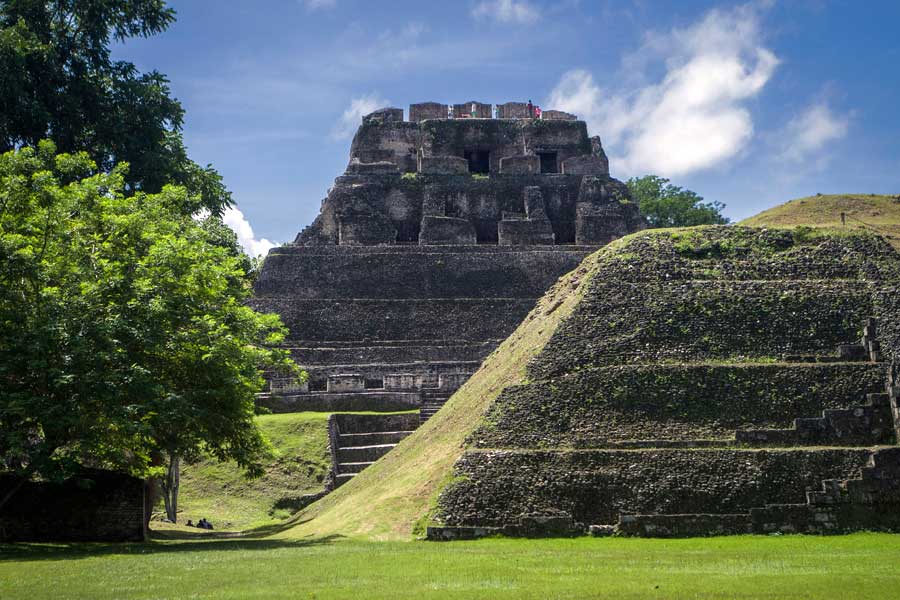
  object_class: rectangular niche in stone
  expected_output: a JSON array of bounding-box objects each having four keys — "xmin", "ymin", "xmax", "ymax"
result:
[
  {"xmin": 538, "ymin": 152, "xmax": 559, "ymax": 174},
  {"xmin": 464, "ymin": 150, "xmax": 491, "ymax": 174}
]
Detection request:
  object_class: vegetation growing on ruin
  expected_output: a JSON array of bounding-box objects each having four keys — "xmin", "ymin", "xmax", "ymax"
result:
[
  {"xmin": 3, "ymin": 533, "xmax": 900, "ymax": 599},
  {"xmin": 741, "ymin": 193, "xmax": 900, "ymax": 249}
]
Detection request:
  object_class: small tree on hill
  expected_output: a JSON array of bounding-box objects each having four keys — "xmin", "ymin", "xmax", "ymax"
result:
[
  {"xmin": 0, "ymin": 143, "xmax": 301, "ymax": 522},
  {"xmin": 627, "ymin": 175, "xmax": 729, "ymax": 228}
]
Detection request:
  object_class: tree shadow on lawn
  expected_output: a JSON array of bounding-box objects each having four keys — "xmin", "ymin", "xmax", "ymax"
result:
[{"xmin": 0, "ymin": 532, "xmax": 345, "ymax": 563}]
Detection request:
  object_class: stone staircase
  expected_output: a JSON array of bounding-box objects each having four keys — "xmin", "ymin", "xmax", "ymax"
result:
[
  {"xmin": 328, "ymin": 413, "xmax": 419, "ymax": 488},
  {"xmin": 420, "ymin": 390, "xmax": 453, "ymax": 424},
  {"xmin": 735, "ymin": 392, "xmax": 894, "ymax": 446},
  {"xmin": 617, "ymin": 446, "xmax": 900, "ymax": 537}
]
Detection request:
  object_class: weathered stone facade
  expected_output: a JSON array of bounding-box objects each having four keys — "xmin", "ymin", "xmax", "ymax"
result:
[
  {"xmin": 429, "ymin": 227, "xmax": 900, "ymax": 538},
  {"xmin": 252, "ymin": 102, "xmax": 645, "ymax": 483},
  {"xmin": 0, "ymin": 470, "xmax": 146, "ymax": 542}
]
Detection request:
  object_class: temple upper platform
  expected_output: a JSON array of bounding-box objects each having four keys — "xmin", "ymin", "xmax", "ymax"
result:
[{"xmin": 295, "ymin": 103, "xmax": 643, "ymax": 247}]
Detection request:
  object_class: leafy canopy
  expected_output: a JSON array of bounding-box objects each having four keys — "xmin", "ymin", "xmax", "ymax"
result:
[
  {"xmin": 627, "ymin": 175, "xmax": 729, "ymax": 228},
  {"xmin": 0, "ymin": 143, "xmax": 297, "ymax": 487},
  {"xmin": 0, "ymin": 0, "xmax": 231, "ymax": 215}
]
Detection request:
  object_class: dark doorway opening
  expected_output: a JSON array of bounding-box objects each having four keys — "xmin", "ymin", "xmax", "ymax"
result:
[
  {"xmin": 395, "ymin": 220, "xmax": 420, "ymax": 243},
  {"xmin": 464, "ymin": 150, "xmax": 490, "ymax": 174},
  {"xmin": 538, "ymin": 151, "xmax": 558, "ymax": 174}
]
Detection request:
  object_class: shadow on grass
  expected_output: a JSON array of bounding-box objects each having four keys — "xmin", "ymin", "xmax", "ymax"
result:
[{"xmin": 0, "ymin": 533, "xmax": 345, "ymax": 563}]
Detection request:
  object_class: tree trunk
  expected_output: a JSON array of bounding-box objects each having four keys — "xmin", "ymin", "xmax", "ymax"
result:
[{"xmin": 160, "ymin": 454, "xmax": 180, "ymax": 523}]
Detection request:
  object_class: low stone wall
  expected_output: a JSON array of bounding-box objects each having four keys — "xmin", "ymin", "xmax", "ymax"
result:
[
  {"xmin": 287, "ymin": 342, "xmax": 496, "ymax": 366},
  {"xmin": 252, "ymin": 298, "xmax": 541, "ymax": 344},
  {"xmin": 471, "ymin": 363, "xmax": 888, "ymax": 447},
  {"xmin": 0, "ymin": 470, "xmax": 145, "ymax": 542},
  {"xmin": 332, "ymin": 412, "xmax": 420, "ymax": 434},
  {"xmin": 436, "ymin": 448, "xmax": 871, "ymax": 527},
  {"xmin": 258, "ymin": 391, "xmax": 421, "ymax": 413},
  {"xmin": 256, "ymin": 245, "xmax": 595, "ymax": 300}
]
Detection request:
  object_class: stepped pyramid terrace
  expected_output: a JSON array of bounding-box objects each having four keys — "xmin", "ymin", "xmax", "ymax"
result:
[
  {"xmin": 251, "ymin": 102, "xmax": 646, "ymax": 486},
  {"xmin": 427, "ymin": 227, "xmax": 900, "ymax": 538}
]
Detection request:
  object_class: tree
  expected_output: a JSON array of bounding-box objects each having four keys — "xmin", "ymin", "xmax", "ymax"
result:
[
  {"xmin": 0, "ymin": 0, "xmax": 231, "ymax": 215},
  {"xmin": 627, "ymin": 175, "xmax": 729, "ymax": 228},
  {"xmin": 0, "ymin": 143, "xmax": 300, "ymax": 521}
]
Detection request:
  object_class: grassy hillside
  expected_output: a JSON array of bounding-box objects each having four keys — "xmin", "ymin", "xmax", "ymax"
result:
[
  {"xmin": 275, "ymin": 258, "xmax": 596, "ymax": 541},
  {"xmin": 160, "ymin": 412, "xmax": 331, "ymax": 531},
  {"xmin": 741, "ymin": 194, "xmax": 900, "ymax": 248}
]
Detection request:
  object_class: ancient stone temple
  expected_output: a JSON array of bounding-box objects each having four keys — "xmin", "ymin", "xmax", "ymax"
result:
[{"xmin": 252, "ymin": 102, "xmax": 645, "ymax": 485}]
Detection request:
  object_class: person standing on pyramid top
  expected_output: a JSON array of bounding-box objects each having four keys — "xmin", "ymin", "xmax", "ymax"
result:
[{"xmin": 527, "ymin": 99, "xmax": 534, "ymax": 118}]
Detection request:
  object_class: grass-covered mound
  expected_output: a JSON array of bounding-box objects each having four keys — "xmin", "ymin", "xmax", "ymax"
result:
[
  {"xmin": 741, "ymin": 194, "xmax": 900, "ymax": 249},
  {"xmin": 158, "ymin": 413, "xmax": 331, "ymax": 531},
  {"xmin": 434, "ymin": 226, "xmax": 900, "ymax": 533}
]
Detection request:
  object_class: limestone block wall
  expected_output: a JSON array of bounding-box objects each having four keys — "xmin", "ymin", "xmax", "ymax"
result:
[
  {"xmin": 471, "ymin": 363, "xmax": 888, "ymax": 447},
  {"xmin": 256, "ymin": 245, "xmax": 594, "ymax": 300},
  {"xmin": 294, "ymin": 172, "xmax": 641, "ymax": 247},
  {"xmin": 0, "ymin": 470, "xmax": 145, "ymax": 542},
  {"xmin": 431, "ymin": 227, "xmax": 900, "ymax": 536},
  {"xmin": 437, "ymin": 449, "xmax": 871, "ymax": 527}
]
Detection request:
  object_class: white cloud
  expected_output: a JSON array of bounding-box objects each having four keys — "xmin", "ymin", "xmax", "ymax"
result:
[
  {"xmin": 472, "ymin": 0, "xmax": 539, "ymax": 24},
  {"xmin": 780, "ymin": 102, "xmax": 849, "ymax": 162},
  {"xmin": 300, "ymin": 0, "xmax": 336, "ymax": 10},
  {"xmin": 330, "ymin": 93, "xmax": 390, "ymax": 141},
  {"xmin": 547, "ymin": 4, "xmax": 779, "ymax": 177},
  {"xmin": 223, "ymin": 206, "xmax": 277, "ymax": 258}
]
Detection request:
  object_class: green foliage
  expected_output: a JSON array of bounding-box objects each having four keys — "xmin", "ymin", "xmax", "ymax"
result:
[
  {"xmin": 627, "ymin": 175, "xmax": 728, "ymax": 228},
  {"xmin": 0, "ymin": 144, "xmax": 299, "ymax": 499},
  {"xmin": 0, "ymin": 0, "xmax": 231, "ymax": 215}
]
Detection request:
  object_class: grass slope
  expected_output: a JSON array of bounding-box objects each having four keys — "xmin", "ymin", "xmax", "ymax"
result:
[
  {"xmin": 741, "ymin": 193, "xmax": 900, "ymax": 248},
  {"xmin": 159, "ymin": 412, "xmax": 331, "ymax": 531},
  {"xmin": 4, "ymin": 534, "xmax": 900, "ymax": 599},
  {"xmin": 276, "ymin": 261, "xmax": 593, "ymax": 541}
]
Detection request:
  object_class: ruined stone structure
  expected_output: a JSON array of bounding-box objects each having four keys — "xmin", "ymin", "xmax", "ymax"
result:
[
  {"xmin": 0, "ymin": 469, "xmax": 146, "ymax": 542},
  {"xmin": 252, "ymin": 102, "xmax": 645, "ymax": 484},
  {"xmin": 428, "ymin": 227, "xmax": 900, "ymax": 538}
]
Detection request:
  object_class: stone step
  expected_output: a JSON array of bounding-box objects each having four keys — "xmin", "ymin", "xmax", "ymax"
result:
[
  {"xmin": 337, "ymin": 443, "xmax": 397, "ymax": 463},
  {"xmin": 337, "ymin": 461, "xmax": 375, "ymax": 474},
  {"xmin": 735, "ymin": 393, "xmax": 894, "ymax": 446},
  {"xmin": 334, "ymin": 473, "xmax": 356, "ymax": 487},
  {"xmin": 338, "ymin": 430, "xmax": 414, "ymax": 445}
]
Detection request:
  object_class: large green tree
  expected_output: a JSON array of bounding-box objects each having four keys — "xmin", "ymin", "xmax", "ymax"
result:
[
  {"xmin": 0, "ymin": 0, "xmax": 231, "ymax": 215},
  {"xmin": 0, "ymin": 143, "xmax": 299, "ymax": 521},
  {"xmin": 627, "ymin": 175, "xmax": 729, "ymax": 228}
]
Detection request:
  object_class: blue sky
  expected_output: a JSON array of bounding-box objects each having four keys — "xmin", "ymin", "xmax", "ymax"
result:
[{"xmin": 114, "ymin": 0, "xmax": 900, "ymax": 254}]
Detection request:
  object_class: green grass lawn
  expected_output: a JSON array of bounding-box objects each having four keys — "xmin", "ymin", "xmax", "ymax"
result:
[
  {"xmin": 161, "ymin": 412, "xmax": 331, "ymax": 531},
  {"xmin": 2, "ymin": 533, "xmax": 899, "ymax": 599}
]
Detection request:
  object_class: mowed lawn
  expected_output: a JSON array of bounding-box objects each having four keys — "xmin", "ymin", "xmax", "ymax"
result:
[{"xmin": 2, "ymin": 533, "xmax": 900, "ymax": 599}]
